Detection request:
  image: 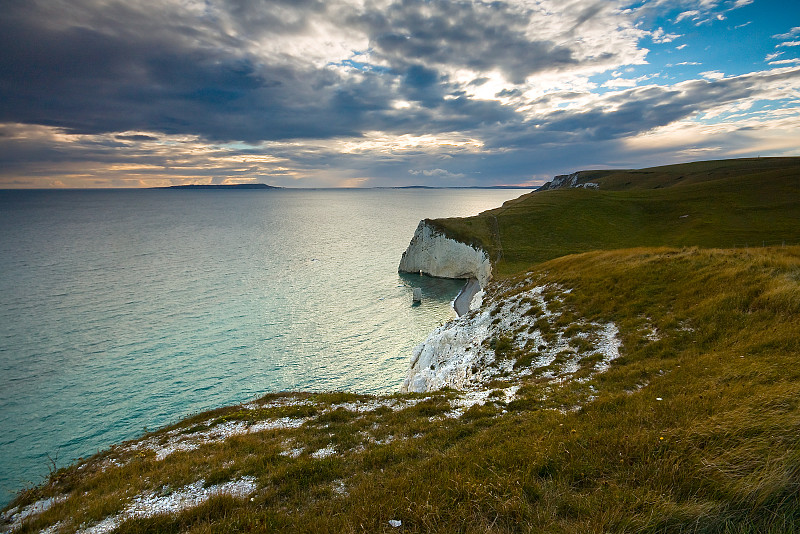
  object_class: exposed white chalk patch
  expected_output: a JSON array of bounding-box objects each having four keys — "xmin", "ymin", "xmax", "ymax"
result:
[
  {"xmin": 593, "ymin": 323, "xmax": 622, "ymax": 372},
  {"xmin": 242, "ymin": 397, "xmax": 316, "ymax": 411},
  {"xmin": 311, "ymin": 445, "xmax": 336, "ymax": 459},
  {"xmin": 280, "ymin": 447, "xmax": 304, "ymax": 458},
  {"xmin": 1, "ymin": 496, "xmax": 66, "ymax": 534},
  {"xmin": 126, "ymin": 416, "xmax": 308, "ymax": 461},
  {"xmin": 38, "ymin": 522, "xmax": 65, "ymax": 534},
  {"xmin": 401, "ymin": 283, "xmax": 622, "ymax": 394},
  {"xmin": 470, "ymin": 289, "xmax": 485, "ymax": 311},
  {"xmin": 108, "ymin": 397, "xmax": 426, "ymax": 472},
  {"xmin": 75, "ymin": 477, "xmax": 257, "ymax": 534},
  {"xmin": 437, "ymin": 384, "xmax": 520, "ymax": 419},
  {"xmin": 332, "ymin": 480, "xmax": 348, "ymax": 496}
]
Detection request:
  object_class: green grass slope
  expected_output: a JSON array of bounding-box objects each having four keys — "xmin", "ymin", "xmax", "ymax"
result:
[
  {"xmin": 543, "ymin": 157, "xmax": 800, "ymax": 191},
  {"xmin": 432, "ymin": 157, "xmax": 800, "ymax": 275}
]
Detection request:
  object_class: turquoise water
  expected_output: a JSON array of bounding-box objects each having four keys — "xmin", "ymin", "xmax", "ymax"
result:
[{"xmin": 0, "ymin": 188, "xmax": 529, "ymax": 505}]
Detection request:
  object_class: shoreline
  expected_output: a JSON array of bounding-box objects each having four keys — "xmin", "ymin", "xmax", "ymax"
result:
[{"xmin": 452, "ymin": 278, "xmax": 480, "ymax": 317}]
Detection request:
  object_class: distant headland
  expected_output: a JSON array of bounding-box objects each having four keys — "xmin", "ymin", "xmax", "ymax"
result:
[{"xmin": 154, "ymin": 183, "xmax": 281, "ymax": 190}]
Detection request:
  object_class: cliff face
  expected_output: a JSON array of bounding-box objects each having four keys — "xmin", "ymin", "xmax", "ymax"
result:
[
  {"xmin": 398, "ymin": 220, "xmax": 492, "ymax": 287},
  {"xmin": 537, "ymin": 171, "xmax": 599, "ymax": 191}
]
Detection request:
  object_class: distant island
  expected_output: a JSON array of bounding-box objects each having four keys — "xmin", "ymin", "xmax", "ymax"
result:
[{"xmin": 155, "ymin": 183, "xmax": 281, "ymax": 190}]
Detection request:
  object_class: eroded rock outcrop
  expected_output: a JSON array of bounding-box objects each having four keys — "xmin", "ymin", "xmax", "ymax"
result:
[
  {"xmin": 398, "ymin": 220, "xmax": 492, "ymax": 287},
  {"xmin": 400, "ymin": 282, "xmax": 621, "ymax": 393},
  {"xmin": 537, "ymin": 171, "xmax": 599, "ymax": 191}
]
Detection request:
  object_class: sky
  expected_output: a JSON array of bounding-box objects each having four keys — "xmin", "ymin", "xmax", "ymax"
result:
[{"xmin": 1, "ymin": 0, "xmax": 799, "ymax": 188}]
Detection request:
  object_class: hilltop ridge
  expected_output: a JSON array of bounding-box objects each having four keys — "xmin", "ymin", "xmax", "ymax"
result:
[
  {"xmin": 537, "ymin": 157, "xmax": 800, "ymax": 192},
  {"xmin": 429, "ymin": 157, "xmax": 800, "ymax": 275}
]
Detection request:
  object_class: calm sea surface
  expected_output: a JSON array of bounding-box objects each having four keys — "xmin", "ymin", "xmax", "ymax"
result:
[{"xmin": 0, "ymin": 188, "xmax": 529, "ymax": 505}]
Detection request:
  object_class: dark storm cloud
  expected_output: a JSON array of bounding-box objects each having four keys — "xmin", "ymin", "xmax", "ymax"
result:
[
  {"xmin": 355, "ymin": 0, "xmax": 578, "ymax": 84},
  {"xmin": 572, "ymin": 2, "xmax": 607, "ymax": 29},
  {"xmin": 116, "ymin": 134, "xmax": 160, "ymax": 142},
  {"xmin": 0, "ymin": 0, "xmax": 386, "ymax": 141},
  {"xmin": 0, "ymin": 0, "xmax": 622, "ymax": 146},
  {"xmin": 485, "ymin": 69, "xmax": 800, "ymax": 149}
]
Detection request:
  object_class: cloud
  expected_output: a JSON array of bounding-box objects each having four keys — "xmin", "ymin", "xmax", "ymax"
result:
[
  {"xmin": 0, "ymin": 0, "xmax": 646, "ymax": 144},
  {"xmin": 773, "ymin": 27, "xmax": 800, "ymax": 40},
  {"xmin": 354, "ymin": 0, "xmax": 648, "ymax": 86},
  {"xmin": 700, "ymin": 71, "xmax": 726, "ymax": 80},
  {"xmin": 665, "ymin": 0, "xmax": 751, "ymax": 27},
  {"xmin": 0, "ymin": 0, "xmax": 799, "ymax": 188},
  {"xmin": 409, "ymin": 168, "xmax": 465, "ymax": 179},
  {"xmin": 0, "ymin": 0, "xmax": 384, "ymax": 142},
  {"xmin": 603, "ymin": 73, "xmax": 659, "ymax": 89},
  {"xmin": 481, "ymin": 68, "xmax": 800, "ymax": 151},
  {"xmin": 651, "ymin": 28, "xmax": 682, "ymax": 44},
  {"xmin": 115, "ymin": 134, "xmax": 160, "ymax": 142},
  {"xmin": 675, "ymin": 10, "xmax": 701, "ymax": 23},
  {"xmin": 777, "ymin": 41, "xmax": 800, "ymax": 48}
]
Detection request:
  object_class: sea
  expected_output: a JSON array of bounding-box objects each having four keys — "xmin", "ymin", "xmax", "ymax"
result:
[{"xmin": 0, "ymin": 187, "xmax": 530, "ymax": 506}]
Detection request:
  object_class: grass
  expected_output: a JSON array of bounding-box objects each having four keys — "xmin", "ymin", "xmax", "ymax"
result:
[
  {"xmin": 431, "ymin": 157, "xmax": 800, "ymax": 275},
  {"xmin": 3, "ymin": 157, "xmax": 800, "ymax": 533}
]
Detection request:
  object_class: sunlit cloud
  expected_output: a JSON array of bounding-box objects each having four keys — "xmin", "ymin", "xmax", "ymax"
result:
[
  {"xmin": 675, "ymin": 10, "xmax": 701, "ymax": 23},
  {"xmin": 773, "ymin": 27, "xmax": 800, "ymax": 40}
]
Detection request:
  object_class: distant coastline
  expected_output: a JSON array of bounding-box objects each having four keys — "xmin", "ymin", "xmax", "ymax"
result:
[
  {"xmin": 376, "ymin": 185, "xmax": 533, "ymax": 190},
  {"xmin": 154, "ymin": 183, "xmax": 282, "ymax": 190},
  {"xmin": 150, "ymin": 184, "xmax": 531, "ymax": 191}
]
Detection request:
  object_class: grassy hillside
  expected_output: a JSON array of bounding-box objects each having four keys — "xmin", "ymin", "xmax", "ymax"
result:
[
  {"xmin": 4, "ymin": 157, "xmax": 800, "ymax": 533},
  {"xmin": 541, "ymin": 157, "xmax": 800, "ymax": 191},
  {"xmin": 431, "ymin": 157, "xmax": 800, "ymax": 275}
]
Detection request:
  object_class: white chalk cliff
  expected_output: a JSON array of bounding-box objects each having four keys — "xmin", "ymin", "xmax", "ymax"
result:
[
  {"xmin": 398, "ymin": 220, "xmax": 492, "ymax": 287},
  {"xmin": 397, "ymin": 218, "xmax": 624, "ymax": 394},
  {"xmin": 537, "ymin": 171, "xmax": 599, "ymax": 191}
]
